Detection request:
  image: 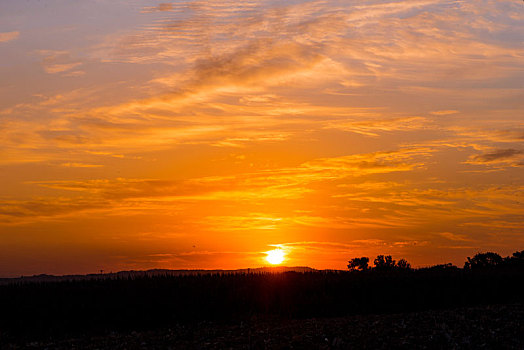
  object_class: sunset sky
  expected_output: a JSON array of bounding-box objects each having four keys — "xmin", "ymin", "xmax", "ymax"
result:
[{"xmin": 1, "ymin": 0, "xmax": 523, "ymax": 277}]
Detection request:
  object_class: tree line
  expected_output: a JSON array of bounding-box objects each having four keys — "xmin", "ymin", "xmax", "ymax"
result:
[{"xmin": 347, "ymin": 250, "xmax": 524, "ymax": 272}]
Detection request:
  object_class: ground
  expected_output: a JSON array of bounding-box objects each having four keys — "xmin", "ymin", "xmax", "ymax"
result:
[{"xmin": 3, "ymin": 304, "xmax": 523, "ymax": 349}]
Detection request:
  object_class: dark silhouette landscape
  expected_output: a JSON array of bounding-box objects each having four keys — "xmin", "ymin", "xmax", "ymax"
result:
[{"xmin": 1, "ymin": 250, "xmax": 524, "ymax": 349}]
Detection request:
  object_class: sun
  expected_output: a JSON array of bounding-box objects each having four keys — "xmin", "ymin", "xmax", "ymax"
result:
[{"xmin": 265, "ymin": 249, "xmax": 285, "ymax": 265}]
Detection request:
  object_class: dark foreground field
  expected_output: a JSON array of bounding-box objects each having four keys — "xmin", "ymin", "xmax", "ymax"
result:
[
  {"xmin": 3, "ymin": 304, "xmax": 524, "ymax": 349},
  {"xmin": 1, "ymin": 266, "xmax": 524, "ymax": 349}
]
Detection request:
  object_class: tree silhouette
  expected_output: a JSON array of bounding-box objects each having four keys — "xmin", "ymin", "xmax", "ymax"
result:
[
  {"xmin": 464, "ymin": 252, "xmax": 503, "ymax": 270},
  {"xmin": 512, "ymin": 250, "xmax": 524, "ymax": 260},
  {"xmin": 503, "ymin": 250, "xmax": 524, "ymax": 268},
  {"xmin": 374, "ymin": 255, "xmax": 396, "ymax": 271},
  {"xmin": 347, "ymin": 257, "xmax": 370, "ymax": 271},
  {"xmin": 397, "ymin": 258, "xmax": 411, "ymax": 270}
]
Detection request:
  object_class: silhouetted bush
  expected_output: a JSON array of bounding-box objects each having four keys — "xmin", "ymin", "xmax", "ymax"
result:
[
  {"xmin": 422, "ymin": 263, "xmax": 459, "ymax": 271},
  {"xmin": 397, "ymin": 258, "xmax": 411, "ymax": 270},
  {"xmin": 349, "ymin": 255, "xmax": 411, "ymax": 271},
  {"xmin": 464, "ymin": 252, "xmax": 503, "ymax": 270},
  {"xmin": 347, "ymin": 257, "xmax": 369, "ymax": 271},
  {"xmin": 512, "ymin": 250, "xmax": 524, "ymax": 260}
]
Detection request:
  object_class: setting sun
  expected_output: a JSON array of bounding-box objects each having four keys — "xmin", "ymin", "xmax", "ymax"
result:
[{"xmin": 265, "ymin": 249, "xmax": 285, "ymax": 265}]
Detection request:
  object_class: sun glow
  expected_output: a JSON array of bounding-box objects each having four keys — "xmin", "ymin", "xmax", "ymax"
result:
[{"xmin": 265, "ymin": 249, "xmax": 285, "ymax": 265}]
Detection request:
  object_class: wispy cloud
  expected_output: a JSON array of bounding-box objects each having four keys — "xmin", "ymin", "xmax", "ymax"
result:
[
  {"xmin": 141, "ymin": 3, "xmax": 174, "ymax": 13},
  {"xmin": 60, "ymin": 162, "xmax": 104, "ymax": 168},
  {"xmin": 44, "ymin": 62, "xmax": 83, "ymax": 74},
  {"xmin": 430, "ymin": 110, "xmax": 459, "ymax": 116},
  {"xmin": 466, "ymin": 148, "xmax": 524, "ymax": 169},
  {"xmin": 438, "ymin": 232, "xmax": 472, "ymax": 242},
  {"xmin": 325, "ymin": 117, "xmax": 430, "ymax": 137},
  {"xmin": 0, "ymin": 145, "xmax": 428, "ymax": 225},
  {"xmin": 0, "ymin": 31, "xmax": 19, "ymax": 43},
  {"xmin": 38, "ymin": 50, "xmax": 83, "ymax": 74},
  {"xmin": 470, "ymin": 149, "xmax": 523, "ymax": 163}
]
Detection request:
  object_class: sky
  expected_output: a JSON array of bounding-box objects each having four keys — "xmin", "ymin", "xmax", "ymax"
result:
[{"xmin": 0, "ymin": 0, "xmax": 523, "ymax": 277}]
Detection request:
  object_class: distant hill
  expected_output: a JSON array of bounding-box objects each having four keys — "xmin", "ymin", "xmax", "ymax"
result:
[{"xmin": 0, "ymin": 266, "xmax": 319, "ymax": 285}]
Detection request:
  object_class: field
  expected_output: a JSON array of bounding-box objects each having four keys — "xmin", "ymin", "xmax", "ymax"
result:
[
  {"xmin": 6, "ymin": 304, "xmax": 524, "ymax": 349},
  {"xmin": 1, "ymin": 265, "xmax": 524, "ymax": 348}
]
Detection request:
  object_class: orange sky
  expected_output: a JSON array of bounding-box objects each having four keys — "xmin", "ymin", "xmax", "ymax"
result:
[{"xmin": 1, "ymin": 0, "xmax": 523, "ymax": 277}]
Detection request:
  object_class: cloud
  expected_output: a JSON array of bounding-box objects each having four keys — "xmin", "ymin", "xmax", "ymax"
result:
[
  {"xmin": 465, "ymin": 148, "xmax": 524, "ymax": 169},
  {"xmin": 438, "ymin": 232, "xmax": 472, "ymax": 242},
  {"xmin": 331, "ymin": 181, "xmax": 524, "ymax": 231},
  {"xmin": 450, "ymin": 127, "xmax": 524, "ymax": 144},
  {"xmin": 62, "ymin": 70, "xmax": 86, "ymax": 77},
  {"xmin": 0, "ymin": 198, "xmax": 109, "ymax": 224},
  {"xmin": 461, "ymin": 219, "xmax": 524, "ymax": 230},
  {"xmin": 0, "ymin": 31, "xmax": 19, "ymax": 43},
  {"xmin": 276, "ymin": 239, "xmax": 428, "ymax": 255},
  {"xmin": 38, "ymin": 50, "xmax": 83, "ymax": 74},
  {"xmin": 44, "ymin": 62, "xmax": 83, "ymax": 74},
  {"xmin": 203, "ymin": 214, "xmax": 284, "ymax": 231},
  {"xmin": 325, "ymin": 117, "xmax": 430, "ymax": 137},
  {"xmin": 0, "ymin": 145, "xmax": 430, "ymax": 225},
  {"xmin": 470, "ymin": 149, "xmax": 523, "ymax": 163},
  {"xmin": 430, "ymin": 110, "xmax": 459, "ymax": 116},
  {"xmin": 300, "ymin": 148, "xmax": 432, "ymax": 178},
  {"xmin": 2, "ymin": 0, "xmax": 523, "ymax": 163},
  {"xmin": 29, "ymin": 146, "xmax": 430, "ymax": 196},
  {"xmin": 141, "ymin": 3, "xmax": 174, "ymax": 13},
  {"xmin": 60, "ymin": 162, "xmax": 103, "ymax": 168},
  {"xmin": 67, "ymin": 0, "xmax": 513, "ymax": 154},
  {"xmin": 201, "ymin": 213, "xmax": 417, "ymax": 232}
]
